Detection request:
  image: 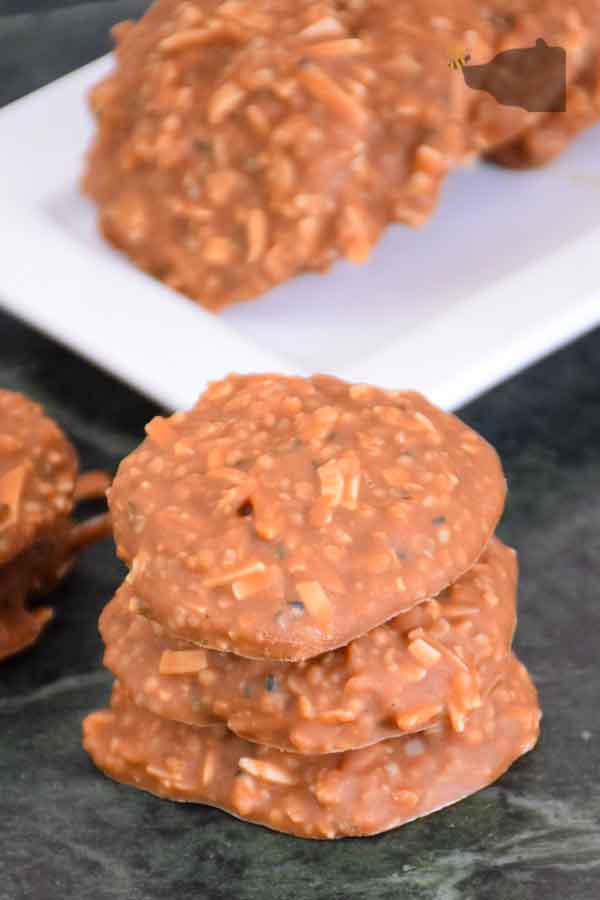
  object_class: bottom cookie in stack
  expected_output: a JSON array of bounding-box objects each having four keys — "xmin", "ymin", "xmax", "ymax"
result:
[{"xmin": 83, "ymin": 655, "xmax": 539, "ymax": 839}]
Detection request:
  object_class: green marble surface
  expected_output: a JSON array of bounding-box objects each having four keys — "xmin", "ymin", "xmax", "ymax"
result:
[
  {"xmin": 1, "ymin": 3, "xmax": 600, "ymax": 898},
  {"xmin": 1, "ymin": 310, "xmax": 599, "ymax": 900}
]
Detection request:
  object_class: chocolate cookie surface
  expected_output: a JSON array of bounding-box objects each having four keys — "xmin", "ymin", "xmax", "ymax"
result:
[
  {"xmin": 110, "ymin": 374, "xmax": 506, "ymax": 659},
  {"xmin": 102, "ymin": 537, "xmax": 516, "ymax": 753},
  {"xmin": 0, "ymin": 504, "xmax": 111, "ymax": 662},
  {"xmin": 0, "ymin": 390, "xmax": 78, "ymax": 566},
  {"xmin": 83, "ymin": 655, "xmax": 540, "ymax": 839},
  {"xmin": 82, "ymin": 0, "xmax": 589, "ymax": 308}
]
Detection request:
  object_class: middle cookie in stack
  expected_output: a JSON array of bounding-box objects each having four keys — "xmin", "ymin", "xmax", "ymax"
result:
[{"xmin": 84, "ymin": 374, "xmax": 539, "ymax": 838}]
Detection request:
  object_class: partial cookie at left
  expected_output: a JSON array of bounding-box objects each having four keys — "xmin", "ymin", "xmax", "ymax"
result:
[{"xmin": 0, "ymin": 390, "xmax": 110, "ymax": 661}]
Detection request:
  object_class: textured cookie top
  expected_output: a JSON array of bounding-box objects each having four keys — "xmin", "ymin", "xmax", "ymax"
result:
[
  {"xmin": 83, "ymin": 0, "xmax": 587, "ymax": 308},
  {"xmin": 83, "ymin": 655, "xmax": 540, "ymax": 839},
  {"xmin": 110, "ymin": 374, "xmax": 506, "ymax": 659},
  {"xmin": 101, "ymin": 537, "xmax": 517, "ymax": 753},
  {"xmin": 83, "ymin": 0, "xmax": 468, "ymax": 308},
  {"xmin": 0, "ymin": 391, "xmax": 78, "ymax": 566}
]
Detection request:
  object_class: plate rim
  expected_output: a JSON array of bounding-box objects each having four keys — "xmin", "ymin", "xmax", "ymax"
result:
[{"xmin": 1, "ymin": 54, "xmax": 599, "ymax": 411}]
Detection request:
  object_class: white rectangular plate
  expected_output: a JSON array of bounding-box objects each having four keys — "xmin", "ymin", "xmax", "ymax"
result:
[{"xmin": 1, "ymin": 55, "xmax": 600, "ymax": 411}]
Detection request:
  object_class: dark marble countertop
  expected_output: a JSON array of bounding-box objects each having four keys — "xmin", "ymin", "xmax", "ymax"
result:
[{"xmin": 1, "ymin": 4, "xmax": 599, "ymax": 899}]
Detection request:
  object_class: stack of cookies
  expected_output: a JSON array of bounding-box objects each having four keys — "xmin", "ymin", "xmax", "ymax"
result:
[
  {"xmin": 84, "ymin": 374, "xmax": 540, "ymax": 839},
  {"xmin": 0, "ymin": 390, "xmax": 110, "ymax": 661}
]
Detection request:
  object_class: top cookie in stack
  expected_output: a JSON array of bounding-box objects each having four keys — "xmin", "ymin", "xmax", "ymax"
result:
[{"xmin": 108, "ymin": 373, "xmax": 506, "ymax": 660}]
